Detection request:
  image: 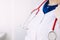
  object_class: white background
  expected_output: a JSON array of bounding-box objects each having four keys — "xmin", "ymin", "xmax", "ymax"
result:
[{"xmin": 0, "ymin": 0, "xmax": 12, "ymax": 40}]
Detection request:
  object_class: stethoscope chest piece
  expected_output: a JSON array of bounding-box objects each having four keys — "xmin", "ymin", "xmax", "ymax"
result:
[
  {"xmin": 48, "ymin": 31, "xmax": 57, "ymax": 40},
  {"xmin": 48, "ymin": 18, "xmax": 57, "ymax": 40}
]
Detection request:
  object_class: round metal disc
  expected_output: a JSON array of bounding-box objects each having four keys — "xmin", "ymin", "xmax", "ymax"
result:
[{"xmin": 48, "ymin": 31, "xmax": 57, "ymax": 40}]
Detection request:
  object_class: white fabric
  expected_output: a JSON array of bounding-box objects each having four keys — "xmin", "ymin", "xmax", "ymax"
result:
[{"xmin": 24, "ymin": 3, "xmax": 60, "ymax": 40}]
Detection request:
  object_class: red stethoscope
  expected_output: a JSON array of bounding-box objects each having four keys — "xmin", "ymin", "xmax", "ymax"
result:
[
  {"xmin": 48, "ymin": 18, "xmax": 58, "ymax": 40},
  {"xmin": 31, "ymin": 0, "xmax": 58, "ymax": 40},
  {"xmin": 23, "ymin": 0, "xmax": 58, "ymax": 39},
  {"xmin": 23, "ymin": 0, "xmax": 47, "ymax": 30}
]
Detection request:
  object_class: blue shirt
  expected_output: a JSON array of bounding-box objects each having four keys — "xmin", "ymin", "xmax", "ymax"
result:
[{"xmin": 43, "ymin": 0, "xmax": 58, "ymax": 14}]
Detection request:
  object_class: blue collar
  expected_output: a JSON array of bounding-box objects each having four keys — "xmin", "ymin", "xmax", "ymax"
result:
[{"xmin": 43, "ymin": 0, "xmax": 58, "ymax": 14}]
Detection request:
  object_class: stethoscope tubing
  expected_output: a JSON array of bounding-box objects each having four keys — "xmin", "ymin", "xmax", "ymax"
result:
[{"xmin": 23, "ymin": 0, "xmax": 47, "ymax": 30}]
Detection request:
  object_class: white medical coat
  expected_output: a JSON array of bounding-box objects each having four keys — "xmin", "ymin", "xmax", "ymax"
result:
[{"xmin": 24, "ymin": 3, "xmax": 60, "ymax": 40}]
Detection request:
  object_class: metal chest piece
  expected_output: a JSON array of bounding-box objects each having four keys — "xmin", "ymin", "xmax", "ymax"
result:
[{"xmin": 48, "ymin": 31, "xmax": 57, "ymax": 40}]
